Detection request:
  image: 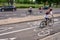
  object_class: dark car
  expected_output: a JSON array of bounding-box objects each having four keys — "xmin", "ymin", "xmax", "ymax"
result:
[
  {"xmin": 0, "ymin": 6, "xmax": 2, "ymax": 11},
  {"xmin": 0, "ymin": 6, "xmax": 16, "ymax": 12},
  {"xmin": 43, "ymin": 6, "xmax": 49, "ymax": 10}
]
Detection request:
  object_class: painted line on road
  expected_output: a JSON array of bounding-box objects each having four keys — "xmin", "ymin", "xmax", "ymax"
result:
[
  {"xmin": 0, "ymin": 37, "xmax": 16, "ymax": 40},
  {"xmin": 0, "ymin": 21, "xmax": 60, "ymax": 36},
  {"xmin": 9, "ymin": 37, "xmax": 16, "ymax": 40},
  {"xmin": 54, "ymin": 21, "xmax": 60, "ymax": 24},
  {"xmin": 13, "ymin": 14, "xmax": 17, "ymax": 15},
  {"xmin": 0, "ymin": 27, "xmax": 13, "ymax": 32},
  {"xmin": 0, "ymin": 27, "xmax": 36, "ymax": 36},
  {"xmin": 54, "ymin": 19, "xmax": 59, "ymax": 22}
]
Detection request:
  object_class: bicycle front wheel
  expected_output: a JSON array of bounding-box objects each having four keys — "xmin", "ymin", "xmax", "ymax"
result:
[
  {"xmin": 39, "ymin": 21, "xmax": 46, "ymax": 28},
  {"xmin": 48, "ymin": 18, "xmax": 54, "ymax": 26}
]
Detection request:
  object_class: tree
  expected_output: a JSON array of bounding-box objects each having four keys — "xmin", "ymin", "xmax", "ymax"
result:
[
  {"xmin": 42, "ymin": 0, "xmax": 47, "ymax": 6},
  {"xmin": 0, "ymin": 0, "xmax": 7, "ymax": 3},
  {"xmin": 7, "ymin": 0, "xmax": 14, "ymax": 6},
  {"xmin": 47, "ymin": 0, "xmax": 53, "ymax": 7},
  {"xmin": 53, "ymin": 0, "xmax": 60, "ymax": 7},
  {"xmin": 35, "ymin": 0, "xmax": 42, "ymax": 4}
]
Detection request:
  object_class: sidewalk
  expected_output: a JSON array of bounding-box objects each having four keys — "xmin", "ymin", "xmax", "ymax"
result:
[
  {"xmin": 40, "ymin": 32, "xmax": 60, "ymax": 40},
  {"xmin": 0, "ymin": 14, "xmax": 60, "ymax": 25}
]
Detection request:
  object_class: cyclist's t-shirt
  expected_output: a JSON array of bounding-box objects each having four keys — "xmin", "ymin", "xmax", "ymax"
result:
[
  {"xmin": 50, "ymin": 11, "xmax": 53, "ymax": 15},
  {"xmin": 45, "ymin": 11, "xmax": 51, "ymax": 18},
  {"xmin": 28, "ymin": 7, "xmax": 32, "ymax": 12},
  {"xmin": 45, "ymin": 8, "xmax": 53, "ymax": 18}
]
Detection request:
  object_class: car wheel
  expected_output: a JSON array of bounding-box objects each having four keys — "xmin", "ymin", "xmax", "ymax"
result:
[
  {"xmin": 12, "ymin": 9, "xmax": 15, "ymax": 11},
  {"xmin": 2, "ymin": 9, "xmax": 4, "ymax": 12}
]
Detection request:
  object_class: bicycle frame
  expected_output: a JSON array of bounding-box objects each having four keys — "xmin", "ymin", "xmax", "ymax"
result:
[{"xmin": 39, "ymin": 17, "xmax": 54, "ymax": 28}]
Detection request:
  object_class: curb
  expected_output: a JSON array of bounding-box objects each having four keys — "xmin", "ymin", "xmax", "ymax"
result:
[
  {"xmin": 0, "ymin": 14, "xmax": 60, "ymax": 25},
  {"xmin": 40, "ymin": 32, "xmax": 60, "ymax": 40}
]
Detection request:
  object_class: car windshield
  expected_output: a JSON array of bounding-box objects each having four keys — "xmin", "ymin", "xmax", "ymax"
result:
[{"xmin": 3, "ymin": 6, "xmax": 13, "ymax": 8}]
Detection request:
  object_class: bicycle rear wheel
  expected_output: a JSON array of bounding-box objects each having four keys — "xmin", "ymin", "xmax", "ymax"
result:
[
  {"xmin": 48, "ymin": 18, "xmax": 54, "ymax": 26},
  {"xmin": 39, "ymin": 21, "xmax": 46, "ymax": 28}
]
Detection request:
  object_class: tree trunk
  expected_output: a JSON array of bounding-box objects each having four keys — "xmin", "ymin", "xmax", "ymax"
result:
[
  {"xmin": 44, "ymin": 2, "xmax": 46, "ymax": 6},
  {"xmin": 56, "ymin": 2, "xmax": 58, "ymax": 7},
  {"xmin": 49, "ymin": 3, "xmax": 51, "ymax": 7}
]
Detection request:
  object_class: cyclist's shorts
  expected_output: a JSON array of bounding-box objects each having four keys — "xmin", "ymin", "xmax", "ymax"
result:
[
  {"xmin": 28, "ymin": 10, "xmax": 32, "ymax": 12},
  {"xmin": 44, "ymin": 15, "xmax": 51, "ymax": 18}
]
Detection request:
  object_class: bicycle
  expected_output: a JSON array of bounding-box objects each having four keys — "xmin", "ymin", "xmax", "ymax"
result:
[
  {"xmin": 28, "ymin": 10, "xmax": 33, "ymax": 15},
  {"xmin": 39, "ymin": 16, "xmax": 54, "ymax": 28},
  {"xmin": 33, "ymin": 16, "xmax": 54, "ymax": 40},
  {"xmin": 34, "ymin": 26, "xmax": 53, "ymax": 40},
  {"xmin": 25, "ymin": 9, "xmax": 33, "ymax": 16}
]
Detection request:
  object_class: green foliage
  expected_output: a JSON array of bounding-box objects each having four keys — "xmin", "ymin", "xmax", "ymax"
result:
[
  {"xmin": 14, "ymin": 4, "xmax": 43, "ymax": 8},
  {"xmin": 0, "ymin": 0, "xmax": 60, "ymax": 8},
  {"xmin": 15, "ymin": 0, "xmax": 34, "ymax": 4},
  {"xmin": 35, "ymin": 0, "xmax": 42, "ymax": 4},
  {"xmin": 0, "ymin": 0, "xmax": 7, "ymax": 3}
]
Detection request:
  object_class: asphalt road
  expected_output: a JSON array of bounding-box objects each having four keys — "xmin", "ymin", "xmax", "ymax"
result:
[
  {"xmin": 0, "ymin": 8, "xmax": 60, "ymax": 20},
  {"xmin": 0, "ymin": 8, "xmax": 60, "ymax": 40},
  {"xmin": 0, "ymin": 17, "xmax": 60, "ymax": 40}
]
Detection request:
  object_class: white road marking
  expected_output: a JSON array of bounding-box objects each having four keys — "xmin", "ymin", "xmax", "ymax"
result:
[
  {"xmin": 38, "ymin": 31, "xmax": 50, "ymax": 37},
  {"xmin": 10, "ymin": 37, "xmax": 16, "ymax": 40},
  {"xmin": 54, "ymin": 21, "xmax": 60, "ymax": 24},
  {"xmin": 0, "ymin": 27, "xmax": 36, "ymax": 36},
  {"xmin": 8, "ymin": 18, "xmax": 12, "ymax": 19},
  {"xmin": 54, "ymin": 19, "xmax": 59, "ymax": 22},
  {"xmin": 6, "ymin": 15, "xmax": 9, "ymax": 16},
  {"xmin": 0, "ymin": 27, "xmax": 13, "ymax": 32},
  {"xmin": 0, "ymin": 20, "xmax": 60, "ymax": 36},
  {"xmin": 8, "ymin": 27, "xmax": 13, "ymax": 29},
  {"xmin": 0, "ymin": 38, "xmax": 8, "ymax": 40},
  {"xmin": 0, "ymin": 37, "xmax": 16, "ymax": 40},
  {"xmin": 13, "ymin": 14, "xmax": 17, "ymax": 15},
  {"xmin": 37, "ymin": 28, "xmax": 52, "ymax": 37},
  {"xmin": 27, "ymin": 22, "xmax": 30, "ymax": 24}
]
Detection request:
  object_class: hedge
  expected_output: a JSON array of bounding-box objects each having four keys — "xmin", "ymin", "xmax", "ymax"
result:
[{"xmin": 14, "ymin": 4, "xmax": 43, "ymax": 8}]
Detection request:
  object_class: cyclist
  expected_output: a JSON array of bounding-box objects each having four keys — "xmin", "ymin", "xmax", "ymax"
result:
[
  {"xmin": 28, "ymin": 7, "xmax": 32, "ymax": 15},
  {"xmin": 39, "ymin": 7, "xmax": 43, "ymax": 13},
  {"xmin": 45, "ymin": 8, "xmax": 53, "ymax": 25},
  {"xmin": 49, "ymin": 8, "xmax": 53, "ymax": 18}
]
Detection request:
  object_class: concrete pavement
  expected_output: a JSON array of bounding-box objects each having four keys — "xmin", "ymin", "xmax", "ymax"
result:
[
  {"xmin": 0, "ymin": 14, "xmax": 60, "ymax": 25},
  {"xmin": 0, "ymin": 16, "xmax": 60, "ymax": 40},
  {"xmin": 40, "ymin": 32, "xmax": 60, "ymax": 40}
]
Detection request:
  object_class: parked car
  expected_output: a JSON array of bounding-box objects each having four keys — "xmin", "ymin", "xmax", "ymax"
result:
[
  {"xmin": 43, "ymin": 6, "xmax": 49, "ymax": 10},
  {"xmin": 0, "ymin": 6, "xmax": 17, "ymax": 12},
  {"xmin": 0, "ymin": 6, "xmax": 2, "ymax": 11}
]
